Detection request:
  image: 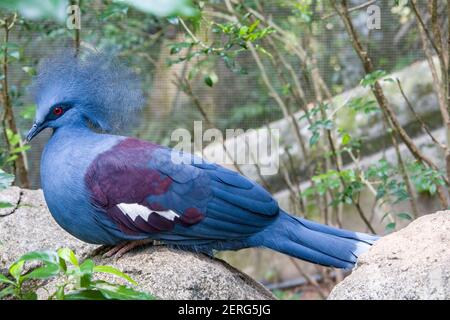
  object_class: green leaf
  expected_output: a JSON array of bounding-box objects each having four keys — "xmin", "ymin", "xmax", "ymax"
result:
[
  {"xmin": 323, "ymin": 119, "xmax": 334, "ymax": 130},
  {"xmin": 22, "ymin": 291, "xmax": 38, "ymax": 300},
  {"xmin": 59, "ymin": 258, "xmax": 67, "ymax": 272},
  {"xmin": 6, "ymin": 128, "xmax": 20, "ymax": 146},
  {"xmin": 309, "ymin": 132, "xmax": 320, "ymax": 146},
  {"xmin": 23, "ymin": 263, "xmax": 60, "ymax": 280},
  {"xmin": 22, "ymin": 66, "xmax": 36, "ymax": 76},
  {"xmin": 429, "ymin": 184, "xmax": 437, "ymax": 195},
  {"xmin": 396, "ymin": 212, "xmax": 413, "ymax": 221},
  {"xmin": 11, "ymin": 145, "xmax": 31, "ymax": 154},
  {"xmin": 204, "ymin": 75, "xmax": 213, "ymax": 87},
  {"xmin": 6, "ymin": 155, "xmax": 18, "ymax": 163},
  {"xmin": 360, "ymin": 70, "xmax": 388, "ymax": 87},
  {"xmin": 170, "ymin": 46, "xmax": 181, "ymax": 55},
  {"xmin": 0, "ymin": 274, "xmax": 15, "ymax": 285},
  {"xmin": 0, "ymin": 43, "xmax": 19, "ymax": 51},
  {"xmin": 385, "ymin": 222, "xmax": 396, "ymax": 233},
  {"xmin": 8, "ymin": 50, "xmax": 20, "ymax": 60},
  {"xmin": 64, "ymin": 290, "xmax": 106, "ymax": 300},
  {"xmin": 18, "ymin": 250, "xmax": 59, "ymax": 265},
  {"xmin": 0, "ymin": 202, "xmax": 13, "ymax": 208},
  {"xmin": 92, "ymin": 281, "xmax": 154, "ymax": 300},
  {"xmin": 57, "ymin": 248, "xmax": 79, "ymax": 266},
  {"xmin": 248, "ymin": 20, "xmax": 260, "ymax": 33},
  {"xmin": 55, "ymin": 285, "xmax": 66, "ymax": 300},
  {"xmin": 80, "ymin": 259, "xmax": 95, "ymax": 288},
  {"xmin": 347, "ymin": 97, "xmax": 379, "ymax": 114},
  {"xmin": 203, "ymin": 72, "xmax": 219, "ymax": 88},
  {"xmin": 0, "ymin": 286, "xmax": 14, "ymax": 299},
  {"xmin": 9, "ymin": 260, "xmax": 25, "ymax": 280},
  {"xmin": 99, "ymin": 2, "xmax": 129, "ymax": 21},
  {"xmin": 93, "ymin": 265, "xmax": 137, "ymax": 286},
  {"xmin": 239, "ymin": 26, "xmax": 248, "ymax": 36},
  {"xmin": 80, "ymin": 259, "xmax": 94, "ymax": 274},
  {"xmin": 341, "ymin": 133, "xmax": 351, "ymax": 145}
]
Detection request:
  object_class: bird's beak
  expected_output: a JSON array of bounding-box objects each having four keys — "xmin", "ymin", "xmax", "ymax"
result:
[{"xmin": 25, "ymin": 122, "xmax": 45, "ymax": 144}]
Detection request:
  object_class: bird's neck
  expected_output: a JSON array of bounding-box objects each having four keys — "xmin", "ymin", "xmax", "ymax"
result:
[
  {"xmin": 54, "ymin": 123, "xmax": 91, "ymax": 135},
  {"xmin": 44, "ymin": 123, "xmax": 101, "ymax": 158},
  {"xmin": 51, "ymin": 117, "xmax": 96, "ymax": 139}
]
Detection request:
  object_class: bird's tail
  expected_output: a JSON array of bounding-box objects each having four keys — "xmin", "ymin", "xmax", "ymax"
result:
[{"xmin": 248, "ymin": 210, "xmax": 379, "ymax": 269}]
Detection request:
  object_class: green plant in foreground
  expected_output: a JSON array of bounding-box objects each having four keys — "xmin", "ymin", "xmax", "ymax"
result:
[{"xmin": 0, "ymin": 248, "xmax": 155, "ymax": 300}]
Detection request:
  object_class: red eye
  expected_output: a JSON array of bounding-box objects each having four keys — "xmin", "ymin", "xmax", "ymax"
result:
[{"xmin": 53, "ymin": 107, "xmax": 63, "ymax": 116}]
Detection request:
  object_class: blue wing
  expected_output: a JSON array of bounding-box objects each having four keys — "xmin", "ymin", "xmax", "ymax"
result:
[{"xmin": 85, "ymin": 138, "xmax": 279, "ymax": 244}]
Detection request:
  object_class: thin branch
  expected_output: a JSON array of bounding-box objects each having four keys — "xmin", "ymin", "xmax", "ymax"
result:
[
  {"xmin": 248, "ymin": 42, "xmax": 307, "ymax": 162},
  {"xmin": 428, "ymin": 1, "xmax": 446, "ymax": 66},
  {"xmin": 396, "ymin": 78, "xmax": 445, "ymax": 150},
  {"xmin": 284, "ymin": 146, "xmax": 305, "ymax": 213},
  {"xmin": 321, "ymin": 0, "xmax": 377, "ymax": 20},
  {"xmin": 179, "ymin": 17, "xmax": 223, "ymax": 52},
  {"xmin": 288, "ymin": 257, "xmax": 328, "ymax": 299},
  {"xmin": 389, "ymin": 123, "xmax": 420, "ymax": 218},
  {"xmin": 410, "ymin": 0, "xmax": 445, "ymax": 67}
]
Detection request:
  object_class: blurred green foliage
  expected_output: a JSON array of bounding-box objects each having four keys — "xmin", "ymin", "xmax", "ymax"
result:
[{"xmin": 0, "ymin": 248, "xmax": 155, "ymax": 300}]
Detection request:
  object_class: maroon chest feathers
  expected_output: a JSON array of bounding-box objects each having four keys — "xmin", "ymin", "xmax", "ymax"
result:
[{"xmin": 84, "ymin": 138, "xmax": 172, "ymax": 208}]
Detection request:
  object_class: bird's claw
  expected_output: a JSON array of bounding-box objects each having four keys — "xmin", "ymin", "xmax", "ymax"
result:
[
  {"xmin": 89, "ymin": 244, "xmax": 113, "ymax": 258},
  {"xmin": 102, "ymin": 239, "xmax": 154, "ymax": 259}
]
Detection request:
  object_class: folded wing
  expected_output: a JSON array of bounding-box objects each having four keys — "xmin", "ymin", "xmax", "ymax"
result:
[{"xmin": 85, "ymin": 138, "xmax": 279, "ymax": 243}]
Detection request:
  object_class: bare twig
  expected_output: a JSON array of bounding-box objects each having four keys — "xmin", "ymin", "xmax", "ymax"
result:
[
  {"xmin": 410, "ymin": 0, "xmax": 445, "ymax": 68},
  {"xmin": 248, "ymin": 42, "xmax": 307, "ymax": 162},
  {"xmin": 428, "ymin": 1, "xmax": 446, "ymax": 66},
  {"xmin": 179, "ymin": 17, "xmax": 224, "ymax": 52},
  {"xmin": 396, "ymin": 78, "xmax": 445, "ymax": 150},
  {"xmin": 321, "ymin": 0, "xmax": 377, "ymax": 20},
  {"xmin": 289, "ymin": 257, "xmax": 328, "ymax": 299}
]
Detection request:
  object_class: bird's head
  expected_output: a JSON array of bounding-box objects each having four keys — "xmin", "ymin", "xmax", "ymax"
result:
[{"xmin": 26, "ymin": 49, "xmax": 144, "ymax": 142}]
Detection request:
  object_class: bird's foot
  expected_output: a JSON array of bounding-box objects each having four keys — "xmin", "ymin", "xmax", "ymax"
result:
[
  {"xmin": 89, "ymin": 244, "xmax": 112, "ymax": 258},
  {"xmin": 102, "ymin": 239, "xmax": 154, "ymax": 259}
]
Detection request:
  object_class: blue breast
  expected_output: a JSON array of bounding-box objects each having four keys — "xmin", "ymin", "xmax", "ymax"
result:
[{"xmin": 40, "ymin": 126, "xmax": 131, "ymax": 244}]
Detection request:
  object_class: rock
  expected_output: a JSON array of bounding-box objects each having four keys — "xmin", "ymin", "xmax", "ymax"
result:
[
  {"xmin": 0, "ymin": 187, "xmax": 96, "ymax": 266},
  {"xmin": 91, "ymin": 247, "xmax": 274, "ymax": 300},
  {"xmin": 328, "ymin": 211, "xmax": 450, "ymax": 300},
  {"xmin": 0, "ymin": 187, "xmax": 274, "ymax": 300}
]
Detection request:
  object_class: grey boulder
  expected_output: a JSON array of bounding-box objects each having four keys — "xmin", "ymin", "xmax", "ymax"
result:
[{"xmin": 329, "ymin": 211, "xmax": 450, "ymax": 300}]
